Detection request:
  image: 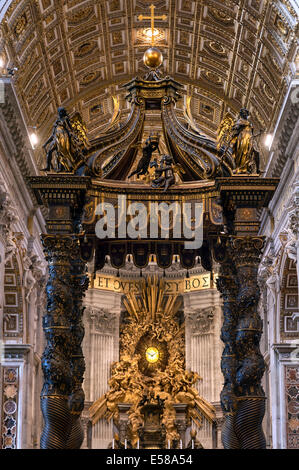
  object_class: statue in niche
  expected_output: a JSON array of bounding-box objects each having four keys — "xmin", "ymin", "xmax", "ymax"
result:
[
  {"xmin": 128, "ymin": 134, "xmax": 161, "ymax": 179},
  {"xmin": 286, "ymin": 228, "xmax": 298, "ymax": 264},
  {"xmin": 217, "ymin": 108, "xmax": 262, "ymax": 175},
  {"xmin": 23, "ymin": 254, "xmax": 44, "ymax": 302},
  {"xmin": 41, "ymin": 107, "xmax": 87, "ymax": 173},
  {"xmin": 150, "ymin": 154, "xmax": 175, "ymax": 191},
  {"xmin": 5, "ymin": 232, "xmax": 17, "ymax": 265},
  {"xmin": 23, "ymin": 254, "xmax": 36, "ymax": 302}
]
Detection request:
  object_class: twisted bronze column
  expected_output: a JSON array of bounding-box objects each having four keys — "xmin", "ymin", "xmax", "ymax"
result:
[
  {"xmin": 215, "ymin": 236, "xmax": 267, "ymax": 448},
  {"xmin": 66, "ymin": 244, "xmax": 89, "ymax": 449},
  {"xmin": 215, "ymin": 241, "xmax": 240, "ymax": 449},
  {"xmin": 28, "ymin": 175, "xmax": 91, "ymax": 449},
  {"xmin": 214, "ymin": 176, "xmax": 279, "ymax": 449},
  {"xmin": 40, "ymin": 235, "xmax": 76, "ymax": 448},
  {"xmin": 232, "ymin": 236, "xmax": 266, "ymax": 449},
  {"xmin": 40, "ymin": 235, "xmax": 89, "ymax": 449}
]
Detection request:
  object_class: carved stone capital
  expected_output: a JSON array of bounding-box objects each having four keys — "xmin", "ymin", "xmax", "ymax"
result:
[
  {"xmin": 86, "ymin": 307, "xmax": 116, "ymax": 334},
  {"xmin": 231, "ymin": 236, "xmax": 265, "ymax": 269},
  {"xmin": 186, "ymin": 307, "xmax": 214, "ymax": 334}
]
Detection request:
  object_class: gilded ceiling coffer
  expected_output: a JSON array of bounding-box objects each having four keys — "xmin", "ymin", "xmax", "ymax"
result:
[{"xmin": 28, "ymin": 176, "xmax": 91, "ymax": 449}]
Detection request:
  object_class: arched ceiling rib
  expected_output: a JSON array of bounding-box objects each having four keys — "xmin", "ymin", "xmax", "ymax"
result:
[{"xmin": 0, "ymin": 0, "xmax": 298, "ymax": 159}]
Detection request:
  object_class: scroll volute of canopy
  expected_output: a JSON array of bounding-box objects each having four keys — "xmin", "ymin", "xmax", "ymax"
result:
[
  {"xmin": 75, "ymin": 48, "xmax": 278, "ymax": 276},
  {"xmin": 85, "ymin": 64, "xmax": 235, "ymax": 182}
]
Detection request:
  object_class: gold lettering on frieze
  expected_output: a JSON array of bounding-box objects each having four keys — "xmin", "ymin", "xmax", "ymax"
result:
[{"xmin": 89, "ymin": 272, "xmax": 217, "ymax": 294}]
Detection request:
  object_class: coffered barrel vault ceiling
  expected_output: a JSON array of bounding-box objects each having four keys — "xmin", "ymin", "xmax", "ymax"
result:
[{"xmin": 0, "ymin": 0, "xmax": 298, "ymax": 149}]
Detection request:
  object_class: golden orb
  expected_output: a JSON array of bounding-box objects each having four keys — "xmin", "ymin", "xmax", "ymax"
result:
[{"xmin": 143, "ymin": 47, "xmax": 163, "ymax": 69}]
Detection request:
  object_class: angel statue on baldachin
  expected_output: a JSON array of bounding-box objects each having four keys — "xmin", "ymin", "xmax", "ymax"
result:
[{"xmin": 217, "ymin": 108, "xmax": 262, "ymax": 175}]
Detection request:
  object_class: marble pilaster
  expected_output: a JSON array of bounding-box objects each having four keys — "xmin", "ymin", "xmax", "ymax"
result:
[
  {"xmin": 83, "ymin": 288, "xmax": 122, "ymax": 448},
  {"xmin": 184, "ymin": 287, "xmax": 223, "ymax": 448}
]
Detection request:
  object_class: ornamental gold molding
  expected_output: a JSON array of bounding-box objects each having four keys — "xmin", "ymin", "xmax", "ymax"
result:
[{"xmin": 90, "ymin": 272, "xmax": 216, "ymax": 295}]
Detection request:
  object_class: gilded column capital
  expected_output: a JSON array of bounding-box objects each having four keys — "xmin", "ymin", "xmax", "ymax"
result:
[{"xmin": 231, "ymin": 236, "xmax": 265, "ymax": 267}]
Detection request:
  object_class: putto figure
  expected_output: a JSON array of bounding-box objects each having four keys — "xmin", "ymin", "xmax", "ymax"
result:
[
  {"xmin": 128, "ymin": 134, "xmax": 161, "ymax": 179},
  {"xmin": 217, "ymin": 108, "xmax": 261, "ymax": 175},
  {"xmin": 150, "ymin": 154, "xmax": 175, "ymax": 192},
  {"xmin": 41, "ymin": 107, "xmax": 87, "ymax": 173}
]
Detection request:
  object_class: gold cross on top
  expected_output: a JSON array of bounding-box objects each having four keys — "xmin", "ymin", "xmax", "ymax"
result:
[{"xmin": 138, "ymin": 4, "xmax": 167, "ymax": 46}]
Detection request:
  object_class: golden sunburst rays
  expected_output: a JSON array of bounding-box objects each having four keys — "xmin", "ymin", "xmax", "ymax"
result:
[
  {"xmin": 194, "ymin": 396, "xmax": 216, "ymax": 424},
  {"xmin": 123, "ymin": 275, "xmax": 182, "ymax": 324},
  {"xmin": 89, "ymin": 396, "xmax": 108, "ymax": 425}
]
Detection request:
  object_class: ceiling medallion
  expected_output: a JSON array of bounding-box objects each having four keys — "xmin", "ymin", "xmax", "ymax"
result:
[
  {"xmin": 208, "ymin": 41, "xmax": 227, "ymax": 56},
  {"xmin": 75, "ymin": 42, "xmax": 97, "ymax": 58},
  {"xmin": 14, "ymin": 13, "xmax": 27, "ymax": 38},
  {"xmin": 26, "ymin": 80, "xmax": 43, "ymax": 103},
  {"xmin": 67, "ymin": 7, "xmax": 93, "ymax": 25},
  {"xmin": 200, "ymin": 103, "xmax": 214, "ymax": 116},
  {"xmin": 143, "ymin": 27, "xmax": 159, "ymax": 39},
  {"xmin": 210, "ymin": 8, "xmax": 234, "ymax": 25},
  {"xmin": 36, "ymin": 108, "xmax": 49, "ymax": 129},
  {"xmin": 201, "ymin": 70, "xmax": 222, "ymax": 85},
  {"xmin": 79, "ymin": 71, "xmax": 100, "ymax": 86},
  {"xmin": 266, "ymin": 52, "xmax": 281, "ymax": 73},
  {"xmin": 263, "ymin": 83, "xmax": 275, "ymax": 102},
  {"xmin": 252, "ymin": 109, "xmax": 266, "ymax": 129},
  {"xmin": 275, "ymin": 16, "xmax": 289, "ymax": 37},
  {"xmin": 90, "ymin": 103, "xmax": 103, "ymax": 116},
  {"xmin": 242, "ymin": 62, "xmax": 249, "ymax": 74}
]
